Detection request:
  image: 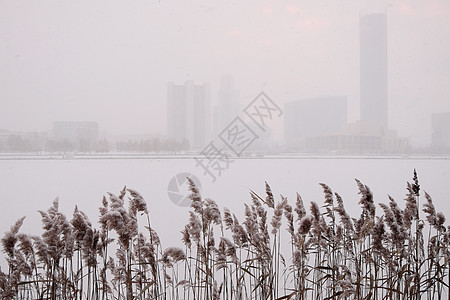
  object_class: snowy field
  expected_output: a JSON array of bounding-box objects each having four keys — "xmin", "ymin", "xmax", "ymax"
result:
[{"xmin": 0, "ymin": 157, "xmax": 449, "ymax": 251}]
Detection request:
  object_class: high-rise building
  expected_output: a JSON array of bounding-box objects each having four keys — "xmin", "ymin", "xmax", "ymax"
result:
[
  {"xmin": 167, "ymin": 81, "xmax": 211, "ymax": 150},
  {"xmin": 214, "ymin": 75, "xmax": 239, "ymax": 135},
  {"xmin": 360, "ymin": 12, "xmax": 388, "ymax": 129},
  {"xmin": 284, "ymin": 96, "xmax": 348, "ymax": 149},
  {"xmin": 431, "ymin": 112, "xmax": 450, "ymax": 151}
]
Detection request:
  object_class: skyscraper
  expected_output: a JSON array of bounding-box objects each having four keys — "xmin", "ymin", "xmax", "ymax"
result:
[
  {"xmin": 167, "ymin": 81, "xmax": 211, "ymax": 150},
  {"xmin": 360, "ymin": 12, "xmax": 388, "ymax": 129},
  {"xmin": 431, "ymin": 112, "xmax": 450, "ymax": 150},
  {"xmin": 215, "ymin": 75, "xmax": 239, "ymax": 135}
]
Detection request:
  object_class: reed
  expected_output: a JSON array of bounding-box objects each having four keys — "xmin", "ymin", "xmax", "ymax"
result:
[{"xmin": 1, "ymin": 170, "xmax": 449, "ymax": 299}]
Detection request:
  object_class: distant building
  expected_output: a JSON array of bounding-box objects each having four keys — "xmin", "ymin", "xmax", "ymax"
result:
[
  {"xmin": 284, "ymin": 96, "xmax": 348, "ymax": 149},
  {"xmin": 283, "ymin": 11, "xmax": 409, "ymax": 154},
  {"xmin": 167, "ymin": 81, "xmax": 211, "ymax": 150},
  {"xmin": 304, "ymin": 135, "xmax": 409, "ymax": 154},
  {"xmin": 214, "ymin": 75, "xmax": 239, "ymax": 135},
  {"xmin": 360, "ymin": 12, "xmax": 388, "ymax": 130},
  {"xmin": 431, "ymin": 112, "xmax": 450, "ymax": 151},
  {"xmin": 304, "ymin": 121, "xmax": 410, "ymax": 154}
]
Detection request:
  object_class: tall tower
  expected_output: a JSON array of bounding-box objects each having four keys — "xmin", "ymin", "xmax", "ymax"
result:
[
  {"xmin": 167, "ymin": 81, "xmax": 211, "ymax": 150},
  {"xmin": 214, "ymin": 74, "xmax": 239, "ymax": 134},
  {"xmin": 360, "ymin": 12, "xmax": 388, "ymax": 129}
]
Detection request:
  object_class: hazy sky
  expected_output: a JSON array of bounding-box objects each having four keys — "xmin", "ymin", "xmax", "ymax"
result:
[{"xmin": 1, "ymin": 0, "xmax": 449, "ymax": 146}]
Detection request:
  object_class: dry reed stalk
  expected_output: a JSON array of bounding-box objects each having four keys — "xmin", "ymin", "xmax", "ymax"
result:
[{"xmin": 1, "ymin": 170, "xmax": 450, "ymax": 300}]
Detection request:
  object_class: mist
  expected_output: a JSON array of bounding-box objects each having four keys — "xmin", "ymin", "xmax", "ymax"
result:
[
  {"xmin": 2, "ymin": 2, "xmax": 450, "ymax": 298},
  {"xmin": 1, "ymin": 0, "xmax": 450, "ymax": 150}
]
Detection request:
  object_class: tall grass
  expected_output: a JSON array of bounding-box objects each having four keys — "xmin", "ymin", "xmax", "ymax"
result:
[{"xmin": 1, "ymin": 170, "xmax": 449, "ymax": 299}]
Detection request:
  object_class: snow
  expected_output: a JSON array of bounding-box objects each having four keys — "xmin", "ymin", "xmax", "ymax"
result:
[{"xmin": 0, "ymin": 157, "xmax": 449, "ymax": 253}]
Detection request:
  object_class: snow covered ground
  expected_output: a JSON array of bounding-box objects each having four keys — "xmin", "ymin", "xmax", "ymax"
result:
[{"xmin": 0, "ymin": 157, "xmax": 449, "ymax": 251}]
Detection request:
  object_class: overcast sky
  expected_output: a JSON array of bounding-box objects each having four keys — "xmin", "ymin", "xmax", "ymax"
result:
[{"xmin": 1, "ymin": 0, "xmax": 449, "ymax": 146}]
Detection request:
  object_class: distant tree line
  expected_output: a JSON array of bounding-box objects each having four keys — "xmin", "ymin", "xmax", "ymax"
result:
[
  {"xmin": 0, "ymin": 134, "xmax": 190, "ymax": 153},
  {"xmin": 115, "ymin": 138, "xmax": 189, "ymax": 153}
]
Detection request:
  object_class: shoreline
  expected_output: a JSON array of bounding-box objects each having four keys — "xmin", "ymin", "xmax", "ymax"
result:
[{"xmin": 0, "ymin": 153, "xmax": 448, "ymax": 161}]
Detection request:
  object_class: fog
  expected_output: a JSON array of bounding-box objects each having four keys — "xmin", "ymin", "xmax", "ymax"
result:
[
  {"xmin": 1, "ymin": 0, "xmax": 450, "ymax": 148},
  {"xmin": 1, "ymin": 3, "xmax": 450, "ymax": 297}
]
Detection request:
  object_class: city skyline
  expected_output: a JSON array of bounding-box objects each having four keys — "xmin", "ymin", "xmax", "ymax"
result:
[
  {"xmin": 1, "ymin": 1, "xmax": 449, "ymax": 147},
  {"xmin": 213, "ymin": 74, "xmax": 240, "ymax": 136}
]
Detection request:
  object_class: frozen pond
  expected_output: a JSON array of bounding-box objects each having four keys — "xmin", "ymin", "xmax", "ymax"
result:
[{"xmin": 1, "ymin": 157, "xmax": 449, "ymax": 250}]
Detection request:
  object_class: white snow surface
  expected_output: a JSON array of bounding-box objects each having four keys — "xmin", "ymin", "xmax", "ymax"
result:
[{"xmin": 0, "ymin": 157, "xmax": 449, "ymax": 254}]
